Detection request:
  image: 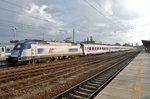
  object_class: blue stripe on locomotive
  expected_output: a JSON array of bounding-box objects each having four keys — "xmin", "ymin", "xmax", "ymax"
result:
[
  {"xmin": 38, "ymin": 48, "xmax": 44, "ymax": 54},
  {"xmin": 18, "ymin": 40, "xmax": 37, "ymax": 57},
  {"xmin": 68, "ymin": 48, "xmax": 78, "ymax": 52}
]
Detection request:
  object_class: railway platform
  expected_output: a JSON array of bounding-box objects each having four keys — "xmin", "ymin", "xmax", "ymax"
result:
[{"xmin": 94, "ymin": 51, "xmax": 150, "ymax": 99}]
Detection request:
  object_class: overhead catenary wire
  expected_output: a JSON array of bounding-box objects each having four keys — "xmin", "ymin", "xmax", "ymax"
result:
[
  {"xmin": 83, "ymin": 0, "xmax": 123, "ymax": 30},
  {"xmin": 0, "ymin": 0, "xmax": 116, "ymax": 34},
  {"xmin": 0, "ymin": 0, "xmax": 131, "ymax": 42},
  {"xmin": 0, "ymin": 0, "xmax": 62, "ymax": 27},
  {"xmin": 0, "ymin": 0, "xmax": 121, "ymax": 33},
  {"xmin": 0, "ymin": 0, "xmax": 28, "ymax": 10},
  {"xmin": 93, "ymin": 0, "xmax": 125, "ymax": 30},
  {"xmin": 0, "ymin": 0, "xmax": 70, "ymax": 36},
  {"xmin": 0, "ymin": 6, "xmax": 51, "ymax": 23},
  {"xmin": 0, "ymin": 20, "xmax": 52, "ymax": 31}
]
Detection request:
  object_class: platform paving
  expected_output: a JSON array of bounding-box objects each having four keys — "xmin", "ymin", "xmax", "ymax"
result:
[{"xmin": 94, "ymin": 51, "xmax": 150, "ymax": 99}]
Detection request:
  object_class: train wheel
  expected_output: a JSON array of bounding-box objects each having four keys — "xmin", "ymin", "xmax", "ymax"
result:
[
  {"xmin": 28, "ymin": 60, "xmax": 32, "ymax": 65},
  {"xmin": 46, "ymin": 58, "xmax": 50, "ymax": 63},
  {"xmin": 42, "ymin": 58, "xmax": 47, "ymax": 63},
  {"xmin": 51, "ymin": 57, "xmax": 58, "ymax": 61},
  {"xmin": 28, "ymin": 59, "xmax": 36, "ymax": 65},
  {"xmin": 63, "ymin": 56, "xmax": 67, "ymax": 59},
  {"xmin": 33, "ymin": 59, "xmax": 37, "ymax": 65}
]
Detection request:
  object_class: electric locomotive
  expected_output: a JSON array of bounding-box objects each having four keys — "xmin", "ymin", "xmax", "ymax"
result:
[{"xmin": 8, "ymin": 39, "xmax": 81, "ymax": 64}]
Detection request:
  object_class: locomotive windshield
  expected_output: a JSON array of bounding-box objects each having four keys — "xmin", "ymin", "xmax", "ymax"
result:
[{"xmin": 13, "ymin": 43, "xmax": 21, "ymax": 50}]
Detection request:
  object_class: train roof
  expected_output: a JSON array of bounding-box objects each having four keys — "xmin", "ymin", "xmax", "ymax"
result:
[
  {"xmin": 16, "ymin": 39, "xmax": 76, "ymax": 46},
  {"xmin": 16, "ymin": 39, "xmax": 48, "ymax": 44}
]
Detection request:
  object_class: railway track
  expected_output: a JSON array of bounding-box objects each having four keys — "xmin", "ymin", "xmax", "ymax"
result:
[
  {"xmin": 52, "ymin": 51, "xmax": 139, "ymax": 99},
  {"xmin": 0, "ymin": 51, "xmax": 130, "ymax": 83},
  {"xmin": 0, "ymin": 51, "xmax": 128, "ymax": 74},
  {"xmin": 0, "ymin": 51, "xmax": 127, "ymax": 68},
  {"xmin": 0, "ymin": 51, "xmax": 139, "ymax": 98}
]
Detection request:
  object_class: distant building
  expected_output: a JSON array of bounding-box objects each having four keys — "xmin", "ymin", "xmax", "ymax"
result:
[{"xmin": 136, "ymin": 43, "xmax": 139, "ymax": 46}]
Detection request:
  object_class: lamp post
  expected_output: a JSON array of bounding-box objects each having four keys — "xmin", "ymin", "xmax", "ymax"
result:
[
  {"xmin": 73, "ymin": 28, "xmax": 75, "ymax": 43},
  {"xmin": 11, "ymin": 26, "xmax": 17, "ymax": 41}
]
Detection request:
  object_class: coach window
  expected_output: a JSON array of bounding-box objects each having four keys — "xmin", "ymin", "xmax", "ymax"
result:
[
  {"xmin": 89, "ymin": 47, "xmax": 91, "ymax": 50},
  {"xmin": 92, "ymin": 47, "xmax": 94, "ymax": 50}
]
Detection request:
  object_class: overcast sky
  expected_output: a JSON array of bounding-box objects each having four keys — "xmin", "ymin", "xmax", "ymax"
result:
[{"xmin": 0, "ymin": 0, "xmax": 150, "ymax": 45}]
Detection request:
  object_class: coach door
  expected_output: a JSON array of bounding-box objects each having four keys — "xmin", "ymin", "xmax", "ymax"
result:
[{"xmin": 0, "ymin": 47, "xmax": 5, "ymax": 57}]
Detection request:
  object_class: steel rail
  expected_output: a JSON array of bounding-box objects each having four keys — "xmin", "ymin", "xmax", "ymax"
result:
[{"xmin": 52, "ymin": 52, "xmax": 139, "ymax": 99}]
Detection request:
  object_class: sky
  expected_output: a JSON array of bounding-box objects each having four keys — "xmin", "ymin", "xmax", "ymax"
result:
[{"xmin": 0, "ymin": 0, "xmax": 150, "ymax": 45}]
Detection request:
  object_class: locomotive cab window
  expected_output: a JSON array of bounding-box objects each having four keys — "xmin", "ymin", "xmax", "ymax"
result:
[
  {"xmin": 14, "ymin": 44, "xmax": 21, "ymax": 50},
  {"xmin": 2, "ymin": 48, "xmax": 4, "ymax": 52}
]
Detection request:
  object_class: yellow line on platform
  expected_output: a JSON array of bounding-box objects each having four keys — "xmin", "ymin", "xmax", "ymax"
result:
[{"xmin": 131, "ymin": 59, "xmax": 143, "ymax": 99}]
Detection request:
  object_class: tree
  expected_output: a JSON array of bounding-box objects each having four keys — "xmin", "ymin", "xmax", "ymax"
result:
[
  {"xmin": 123, "ymin": 43, "xmax": 130, "ymax": 46},
  {"xmin": 87, "ymin": 37, "xmax": 89, "ymax": 43},
  {"xmin": 115, "ymin": 42, "xmax": 121, "ymax": 46},
  {"xmin": 90, "ymin": 36, "xmax": 93, "ymax": 43}
]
